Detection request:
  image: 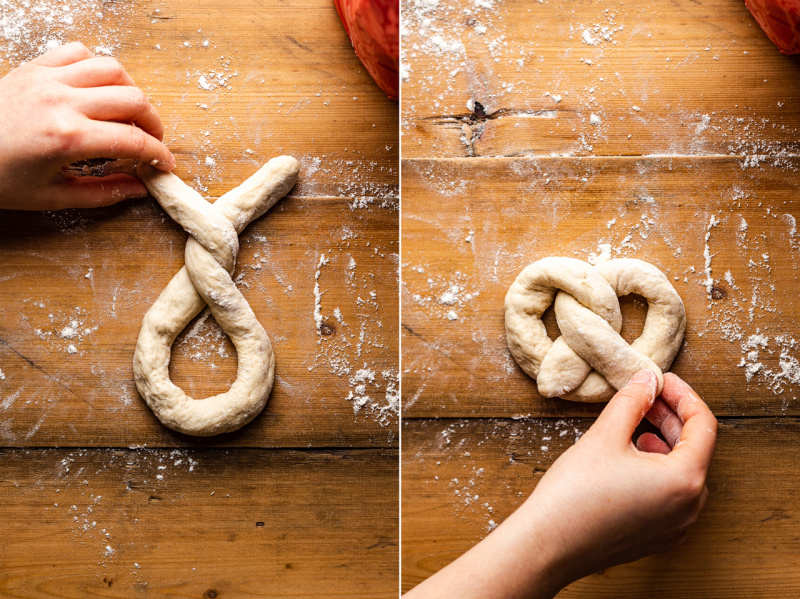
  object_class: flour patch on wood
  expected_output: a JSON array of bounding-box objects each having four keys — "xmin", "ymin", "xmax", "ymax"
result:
[
  {"xmin": 415, "ymin": 418, "xmax": 585, "ymax": 537},
  {"xmin": 0, "ymin": 0, "xmax": 131, "ymax": 66}
]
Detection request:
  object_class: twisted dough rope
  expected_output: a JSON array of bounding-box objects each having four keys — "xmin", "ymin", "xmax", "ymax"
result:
[
  {"xmin": 133, "ymin": 156, "xmax": 300, "ymax": 436},
  {"xmin": 505, "ymin": 257, "xmax": 686, "ymax": 402}
]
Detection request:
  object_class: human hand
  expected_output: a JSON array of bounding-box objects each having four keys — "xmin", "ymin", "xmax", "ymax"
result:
[
  {"xmin": 526, "ymin": 370, "xmax": 718, "ymax": 588},
  {"xmin": 0, "ymin": 42, "xmax": 175, "ymax": 211},
  {"xmin": 405, "ymin": 370, "xmax": 718, "ymax": 599}
]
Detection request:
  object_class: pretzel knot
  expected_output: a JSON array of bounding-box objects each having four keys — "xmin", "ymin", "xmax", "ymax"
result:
[
  {"xmin": 133, "ymin": 156, "xmax": 300, "ymax": 436},
  {"xmin": 504, "ymin": 257, "xmax": 686, "ymax": 402}
]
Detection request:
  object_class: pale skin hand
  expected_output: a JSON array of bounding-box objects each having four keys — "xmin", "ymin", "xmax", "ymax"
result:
[
  {"xmin": 0, "ymin": 42, "xmax": 175, "ymax": 211},
  {"xmin": 406, "ymin": 370, "xmax": 718, "ymax": 599}
]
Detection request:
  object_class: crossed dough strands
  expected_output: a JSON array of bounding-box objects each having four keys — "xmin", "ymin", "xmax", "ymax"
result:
[
  {"xmin": 133, "ymin": 156, "xmax": 300, "ymax": 436},
  {"xmin": 504, "ymin": 257, "xmax": 686, "ymax": 403}
]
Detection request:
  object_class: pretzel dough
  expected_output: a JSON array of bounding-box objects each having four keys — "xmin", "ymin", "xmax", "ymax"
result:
[
  {"xmin": 504, "ymin": 257, "xmax": 686, "ymax": 402},
  {"xmin": 133, "ymin": 156, "xmax": 299, "ymax": 436}
]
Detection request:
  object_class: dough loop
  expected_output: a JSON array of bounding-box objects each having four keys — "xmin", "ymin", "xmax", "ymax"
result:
[
  {"xmin": 133, "ymin": 156, "xmax": 300, "ymax": 435},
  {"xmin": 504, "ymin": 257, "xmax": 686, "ymax": 402}
]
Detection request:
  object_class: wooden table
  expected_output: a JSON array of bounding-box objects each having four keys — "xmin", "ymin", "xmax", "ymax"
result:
[
  {"xmin": 0, "ymin": 1, "xmax": 398, "ymax": 595},
  {"xmin": 401, "ymin": 0, "xmax": 800, "ymax": 595}
]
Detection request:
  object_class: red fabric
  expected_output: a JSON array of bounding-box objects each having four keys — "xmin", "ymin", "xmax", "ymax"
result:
[
  {"xmin": 745, "ymin": 0, "xmax": 800, "ymax": 54},
  {"xmin": 334, "ymin": 0, "xmax": 399, "ymax": 100}
]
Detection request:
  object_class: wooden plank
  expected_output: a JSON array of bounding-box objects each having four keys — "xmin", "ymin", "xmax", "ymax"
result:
[
  {"xmin": 402, "ymin": 156, "xmax": 800, "ymax": 418},
  {"xmin": 401, "ymin": 417, "xmax": 800, "ymax": 596},
  {"xmin": 0, "ymin": 2, "xmax": 399, "ymax": 595},
  {"xmin": 0, "ymin": 0, "xmax": 399, "ymax": 447},
  {"xmin": 401, "ymin": 0, "xmax": 800, "ymax": 159},
  {"xmin": 0, "ymin": 447, "xmax": 398, "ymax": 597},
  {"xmin": 0, "ymin": 196, "xmax": 398, "ymax": 447},
  {"xmin": 0, "ymin": 0, "xmax": 399, "ymax": 200}
]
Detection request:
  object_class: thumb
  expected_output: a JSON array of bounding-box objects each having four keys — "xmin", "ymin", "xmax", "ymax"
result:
[{"xmin": 593, "ymin": 369, "xmax": 658, "ymax": 446}]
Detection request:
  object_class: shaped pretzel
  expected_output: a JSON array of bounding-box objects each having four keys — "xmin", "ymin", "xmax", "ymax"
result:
[
  {"xmin": 133, "ymin": 156, "xmax": 299, "ymax": 435},
  {"xmin": 505, "ymin": 257, "xmax": 686, "ymax": 402}
]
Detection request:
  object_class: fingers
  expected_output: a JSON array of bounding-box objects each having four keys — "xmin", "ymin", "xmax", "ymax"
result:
[
  {"xmin": 636, "ymin": 432, "xmax": 671, "ymax": 455},
  {"xmin": 46, "ymin": 56, "xmax": 169, "ymax": 156},
  {"xmin": 660, "ymin": 372, "xmax": 712, "ymax": 424},
  {"xmin": 70, "ymin": 121, "xmax": 175, "ymax": 171},
  {"xmin": 661, "ymin": 373, "xmax": 718, "ymax": 473},
  {"xmin": 48, "ymin": 174, "xmax": 149, "ymax": 210},
  {"xmin": 645, "ymin": 398, "xmax": 683, "ymax": 448},
  {"xmin": 30, "ymin": 42, "xmax": 94, "ymax": 67},
  {"xmin": 75, "ymin": 86, "xmax": 165, "ymax": 141},
  {"xmin": 54, "ymin": 56, "xmax": 136, "ymax": 88},
  {"xmin": 593, "ymin": 369, "xmax": 658, "ymax": 445}
]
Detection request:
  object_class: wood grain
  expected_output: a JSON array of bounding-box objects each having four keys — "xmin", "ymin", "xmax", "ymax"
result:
[
  {"xmin": 0, "ymin": 0, "xmax": 399, "ymax": 199},
  {"xmin": 0, "ymin": 196, "xmax": 398, "ymax": 447},
  {"xmin": 401, "ymin": 0, "xmax": 800, "ymax": 159},
  {"xmin": 0, "ymin": 0, "xmax": 399, "ymax": 594},
  {"xmin": 402, "ymin": 156, "xmax": 800, "ymax": 418},
  {"xmin": 0, "ymin": 0, "xmax": 399, "ymax": 448},
  {"xmin": 402, "ymin": 417, "xmax": 800, "ymax": 597},
  {"xmin": 0, "ymin": 446, "xmax": 398, "ymax": 597},
  {"xmin": 401, "ymin": 0, "xmax": 800, "ymax": 595}
]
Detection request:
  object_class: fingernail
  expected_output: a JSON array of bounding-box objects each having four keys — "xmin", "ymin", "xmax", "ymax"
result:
[{"xmin": 630, "ymin": 369, "xmax": 655, "ymax": 386}]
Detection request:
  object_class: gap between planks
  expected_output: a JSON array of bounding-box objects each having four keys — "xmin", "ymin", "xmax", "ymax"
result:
[{"xmin": 402, "ymin": 154, "xmax": 800, "ymax": 161}]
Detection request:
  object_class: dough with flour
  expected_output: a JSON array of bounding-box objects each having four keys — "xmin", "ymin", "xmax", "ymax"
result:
[
  {"xmin": 133, "ymin": 156, "xmax": 299, "ymax": 436},
  {"xmin": 504, "ymin": 257, "xmax": 686, "ymax": 402}
]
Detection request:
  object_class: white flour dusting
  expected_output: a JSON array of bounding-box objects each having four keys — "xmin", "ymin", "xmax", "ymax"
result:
[
  {"xmin": 406, "ymin": 267, "xmax": 480, "ymax": 322},
  {"xmin": 343, "ymin": 366, "xmax": 400, "ymax": 428},
  {"xmin": 25, "ymin": 448, "xmax": 203, "ymax": 572},
  {"xmin": 401, "ymin": 0, "xmax": 800, "ymax": 158},
  {"xmin": 26, "ymin": 304, "xmax": 98, "ymax": 356},
  {"xmin": 0, "ymin": 0, "xmax": 132, "ymax": 66},
  {"xmin": 313, "ymin": 253, "xmax": 330, "ymax": 333},
  {"xmin": 308, "ymin": 232, "xmax": 399, "ymax": 428},
  {"xmin": 403, "ymin": 158, "xmax": 800, "ymax": 410},
  {"xmin": 0, "ymin": 0, "xmax": 399, "ymax": 443},
  {"xmin": 415, "ymin": 418, "xmax": 585, "ymax": 536},
  {"xmin": 702, "ymin": 215, "xmax": 720, "ymax": 298}
]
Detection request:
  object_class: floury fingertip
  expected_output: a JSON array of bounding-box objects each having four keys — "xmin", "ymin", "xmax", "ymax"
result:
[{"xmin": 629, "ymin": 369, "xmax": 656, "ymax": 387}]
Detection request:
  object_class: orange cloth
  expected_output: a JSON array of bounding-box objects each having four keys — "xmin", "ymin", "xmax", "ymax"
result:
[
  {"xmin": 334, "ymin": 0, "xmax": 399, "ymax": 100},
  {"xmin": 746, "ymin": 0, "xmax": 800, "ymax": 54}
]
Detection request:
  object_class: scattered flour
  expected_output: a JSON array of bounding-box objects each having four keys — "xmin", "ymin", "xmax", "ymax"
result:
[
  {"xmin": 702, "ymin": 215, "xmax": 721, "ymax": 298},
  {"xmin": 421, "ymin": 419, "xmax": 586, "ymax": 536},
  {"xmin": 313, "ymin": 253, "xmax": 330, "ymax": 333},
  {"xmin": 306, "ymin": 232, "xmax": 399, "ymax": 429},
  {"xmin": 588, "ymin": 242, "xmax": 611, "ymax": 265},
  {"xmin": 699, "ymin": 213, "xmax": 800, "ymax": 399},
  {"xmin": 401, "ymin": 0, "xmax": 800, "ymax": 159},
  {"xmin": 0, "ymin": 0, "xmax": 132, "ymax": 66},
  {"xmin": 406, "ymin": 268, "xmax": 480, "ymax": 321},
  {"xmin": 346, "ymin": 367, "xmax": 399, "ymax": 427}
]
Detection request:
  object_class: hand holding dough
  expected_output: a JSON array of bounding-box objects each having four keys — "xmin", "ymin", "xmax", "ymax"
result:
[
  {"xmin": 504, "ymin": 257, "xmax": 686, "ymax": 402},
  {"xmin": 133, "ymin": 156, "xmax": 300, "ymax": 436}
]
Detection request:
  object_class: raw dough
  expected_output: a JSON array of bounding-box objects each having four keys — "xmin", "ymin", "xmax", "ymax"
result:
[
  {"xmin": 504, "ymin": 257, "xmax": 686, "ymax": 402},
  {"xmin": 133, "ymin": 156, "xmax": 299, "ymax": 436}
]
